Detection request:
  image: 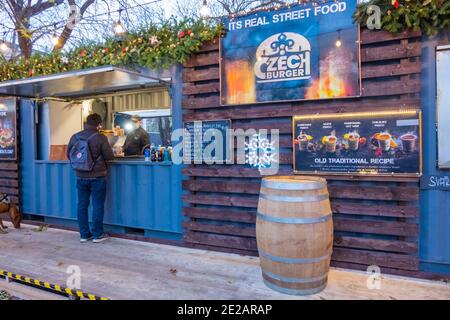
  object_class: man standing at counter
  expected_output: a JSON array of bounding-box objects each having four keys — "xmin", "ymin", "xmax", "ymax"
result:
[
  {"xmin": 67, "ymin": 113, "xmax": 114, "ymax": 243},
  {"xmin": 123, "ymin": 115, "xmax": 150, "ymax": 156}
]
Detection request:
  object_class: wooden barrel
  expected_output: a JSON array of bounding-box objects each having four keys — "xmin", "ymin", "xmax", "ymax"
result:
[{"xmin": 256, "ymin": 176, "xmax": 333, "ymax": 295}]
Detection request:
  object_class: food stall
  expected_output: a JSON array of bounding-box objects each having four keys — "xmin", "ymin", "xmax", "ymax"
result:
[
  {"xmin": 0, "ymin": 0, "xmax": 449, "ymax": 280},
  {"xmin": 0, "ymin": 65, "xmax": 184, "ymax": 240},
  {"xmin": 180, "ymin": 0, "xmax": 450, "ymax": 279}
]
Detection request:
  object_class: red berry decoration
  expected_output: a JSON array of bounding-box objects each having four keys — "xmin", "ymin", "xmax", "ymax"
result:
[
  {"xmin": 178, "ymin": 31, "xmax": 185, "ymax": 38},
  {"xmin": 392, "ymin": 0, "xmax": 399, "ymax": 9},
  {"xmin": 80, "ymin": 49, "xmax": 87, "ymax": 57}
]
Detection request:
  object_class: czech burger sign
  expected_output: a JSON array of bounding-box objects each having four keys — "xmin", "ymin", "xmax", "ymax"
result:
[{"xmin": 220, "ymin": 0, "xmax": 361, "ymax": 105}]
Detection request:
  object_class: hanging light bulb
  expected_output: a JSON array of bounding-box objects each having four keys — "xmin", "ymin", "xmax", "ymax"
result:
[
  {"xmin": 50, "ymin": 34, "xmax": 60, "ymax": 46},
  {"xmin": 50, "ymin": 24, "xmax": 60, "ymax": 46},
  {"xmin": 0, "ymin": 32, "xmax": 9, "ymax": 52},
  {"xmin": 0, "ymin": 42, "xmax": 9, "ymax": 52},
  {"xmin": 114, "ymin": 20, "xmax": 125, "ymax": 35},
  {"xmin": 200, "ymin": 0, "xmax": 211, "ymax": 18},
  {"xmin": 114, "ymin": 9, "xmax": 125, "ymax": 35},
  {"xmin": 335, "ymin": 29, "xmax": 342, "ymax": 48}
]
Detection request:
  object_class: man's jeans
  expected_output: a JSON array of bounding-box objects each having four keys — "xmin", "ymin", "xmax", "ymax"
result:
[{"xmin": 76, "ymin": 177, "xmax": 106, "ymax": 239}]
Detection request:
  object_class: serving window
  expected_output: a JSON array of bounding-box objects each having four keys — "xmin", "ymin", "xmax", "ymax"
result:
[
  {"xmin": 35, "ymin": 88, "xmax": 172, "ymax": 161},
  {"xmin": 437, "ymin": 45, "xmax": 450, "ymax": 169}
]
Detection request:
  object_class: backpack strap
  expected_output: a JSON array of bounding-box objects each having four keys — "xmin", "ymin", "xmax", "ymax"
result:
[
  {"xmin": 86, "ymin": 132, "xmax": 99, "ymax": 141},
  {"xmin": 75, "ymin": 132, "xmax": 98, "ymax": 141}
]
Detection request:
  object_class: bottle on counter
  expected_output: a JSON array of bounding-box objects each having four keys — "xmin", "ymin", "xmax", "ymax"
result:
[
  {"xmin": 144, "ymin": 148, "xmax": 150, "ymax": 162},
  {"xmin": 164, "ymin": 147, "xmax": 170, "ymax": 162},
  {"xmin": 157, "ymin": 145, "xmax": 164, "ymax": 162},
  {"xmin": 168, "ymin": 146, "xmax": 173, "ymax": 161}
]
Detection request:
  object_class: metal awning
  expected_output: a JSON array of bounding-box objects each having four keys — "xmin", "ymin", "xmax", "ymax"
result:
[{"xmin": 0, "ymin": 66, "xmax": 169, "ymax": 100}]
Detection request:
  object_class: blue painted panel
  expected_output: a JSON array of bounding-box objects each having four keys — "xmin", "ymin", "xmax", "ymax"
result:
[
  {"xmin": 19, "ymin": 65, "xmax": 184, "ymax": 239},
  {"xmin": 420, "ymin": 33, "xmax": 450, "ymax": 273}
]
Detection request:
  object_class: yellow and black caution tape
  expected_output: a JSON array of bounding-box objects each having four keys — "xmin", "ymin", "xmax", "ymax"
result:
[{"xmin": 0, "ymin": 269, "xmax": 109, "ymax": 300}]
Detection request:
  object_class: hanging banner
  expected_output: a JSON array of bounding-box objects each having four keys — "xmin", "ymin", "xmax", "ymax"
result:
[
  {"xmin": 220, "ymin": 0, "xmax": 361, "ymax": 105},
  {"xmin": 293, "ymin": 111, "xmax": 422, "ymax": 176},
  {"xmin": 0, "ymin": 97, "xmax": 17, "ymax": 160}
]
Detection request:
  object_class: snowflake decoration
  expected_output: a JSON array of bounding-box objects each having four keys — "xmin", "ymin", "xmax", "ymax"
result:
[
  {"xmin": 61, "ymin": 57, "xmax": 69, "ymax": 64},
  {"xmin": 245, "ymin": 134, "xmax": 277, "ymax": 171}
]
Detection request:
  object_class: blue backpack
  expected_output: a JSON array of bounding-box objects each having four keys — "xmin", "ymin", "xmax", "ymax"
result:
[{"xmin": 69, "ymin": 132, "xmax": 100, "ymax": 172}]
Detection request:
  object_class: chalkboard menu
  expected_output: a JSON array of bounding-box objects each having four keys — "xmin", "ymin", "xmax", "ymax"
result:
[
  {"xmin": 0, "ymin": 98, "xmax": 17, "ymax": 161},
  {"xmin": 293, "ymin": 111, "xmax": 422, "ymax": 176},
  {"xmin": 183, "ymin": 120, "xmax": 232, "ymax": 164}
]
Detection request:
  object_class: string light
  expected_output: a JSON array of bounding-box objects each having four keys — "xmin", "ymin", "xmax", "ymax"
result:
[
  {"xmin": 200, "ymin": 0, "xmax": 211, "ymax": 18},
  {"xmin": 0, "ymin": 32, "xmax": 8, "ymax": 52},
  {"xmin": 50, "ymin": 23, "xmax": 61, "ymax": 46},
  {"xmin": 114, "ymin": 9, "xmax": 125, "ymax": 35},
  {"xmin": 50, "ymin": 34, "xmax": 60, "ymax": 46},
  {"xmin": 335, "ymin": 29, "xmax": 342, "ymax": 48},
  {"xmin": 0, "ymin": 42, "xmax": 9, "ymax": 52}
]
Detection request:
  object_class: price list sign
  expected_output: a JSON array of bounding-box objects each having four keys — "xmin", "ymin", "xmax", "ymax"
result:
[{"xmin": 183, "ymin": 120, "xmax": 232, "ymax": 164}]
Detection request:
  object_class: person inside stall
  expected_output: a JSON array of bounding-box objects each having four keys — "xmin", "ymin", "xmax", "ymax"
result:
[{"xmin": 122, "ymin": 115, "xmax": 150, "ymax": 156}]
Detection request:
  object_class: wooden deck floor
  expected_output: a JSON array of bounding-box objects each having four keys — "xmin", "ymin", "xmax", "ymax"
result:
[{"xmin": 1, "ymin": 222, "xmax": 449, "ymax": 300}]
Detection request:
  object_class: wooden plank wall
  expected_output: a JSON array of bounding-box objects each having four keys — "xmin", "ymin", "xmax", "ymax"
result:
[
  {"xmin": 182, "ymin": 29, "xmax": 423, "ymax": 276},
  {"xmin": 0, "ymin": 98, "xmax": 20, "ymax": 205}
]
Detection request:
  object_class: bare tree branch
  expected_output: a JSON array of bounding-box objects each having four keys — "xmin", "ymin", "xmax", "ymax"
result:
[{"xmin": 53, "ymin": 0, "xmax": 96, "ymax": 51}]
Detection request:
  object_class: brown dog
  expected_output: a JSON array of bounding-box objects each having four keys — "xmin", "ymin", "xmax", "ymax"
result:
[{"xmin": 0, "ymin": 193, "xmax": 22, "ymax": 234}]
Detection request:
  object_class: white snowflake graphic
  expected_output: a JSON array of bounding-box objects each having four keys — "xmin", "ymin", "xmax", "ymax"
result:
[{"xmin": 245, "ymin": 134, "xmax": 277, "ymax": 171}]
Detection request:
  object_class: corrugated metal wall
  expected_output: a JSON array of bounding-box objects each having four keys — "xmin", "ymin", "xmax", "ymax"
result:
[
  {"xmin": 102, "ymin": 89, "xmax": 170, "ymax": 112},
  {"xmin": 19, "ymin": 65, "xmax": 185, "ymax": 240},
  {"xmin": 20, "ymin": 100, "xmax": 182, "ymax": 238}
]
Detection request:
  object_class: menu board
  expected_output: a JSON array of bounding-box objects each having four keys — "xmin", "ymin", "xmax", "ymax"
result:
[
  {"xmin": 293, "ymin": 111, "xmax": 422, "ymax": 176},
  {"xmin": 0, "ymin": 98, "xmax": 17, "ymax": 160},
  {"xmin": 183, "ymin": 120, "xmax": 232, "ymax": 164}
]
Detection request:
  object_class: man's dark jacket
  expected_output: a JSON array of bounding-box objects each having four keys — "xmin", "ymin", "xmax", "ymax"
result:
[
  {"xmin": 123, "ymin": 127, "xmax": 150, "ymax": 156},
  {"xmin": 67, "ymin": 124, "xmax": 115, "ymax": 178}
]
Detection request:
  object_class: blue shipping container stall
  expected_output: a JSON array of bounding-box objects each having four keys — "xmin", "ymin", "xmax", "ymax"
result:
[{"xmin": 17, "ymin": 65, "xmax": 184, "ymax": 240}]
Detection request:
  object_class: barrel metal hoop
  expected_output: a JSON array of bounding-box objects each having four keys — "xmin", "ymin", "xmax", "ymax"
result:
[
  {"xmin": 259, "ymin": 193, "xmax": 329, "ymax": 203},
  {"xmin": 258, "ymin": 249, "xmax": 332, "ymax": 264},
  {"xmin": 261, "ymin": 180, "xmax": 326, "ymax": 191},
  {"xmin": 257, "ymin": 212, "xmax": 332, "ymax": 224},
  {"xmin": 263, "ymin": 280, "xmax": 327, "ymax": 296},
  {"xmin": 262, "ymin": 270, "xmax": 328, "ymax": 284}
]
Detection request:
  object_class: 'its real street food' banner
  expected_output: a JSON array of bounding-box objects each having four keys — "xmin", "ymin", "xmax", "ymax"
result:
[
  {"xmin": 293, "ymin": 111, "xmax": 422, "ymax": 176},
  {"xmin": 220, "ymin": 0, "xmax": 360, "ymax": 105},
  {"xmin": 0, "ymin": 98, "xmax": 17, "ymax": 160}
]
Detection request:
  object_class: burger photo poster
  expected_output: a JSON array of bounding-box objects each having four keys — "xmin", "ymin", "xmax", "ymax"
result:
[
  {"xmin": 220, "ymin": 0, "xmax": 361, "ymax": 105},
  {"xmin": 0, "ymin": 97, "xmax": 17, "ymax": 160}
]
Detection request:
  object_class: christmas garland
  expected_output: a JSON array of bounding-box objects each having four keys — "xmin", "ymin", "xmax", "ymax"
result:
[
  {"xmin": 0, "ymin": 18, "xmax": 223, "ymax": 82},
  {"xmin": 354, "ymin": 0, "xmax": 450, "ymax": 36}
]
